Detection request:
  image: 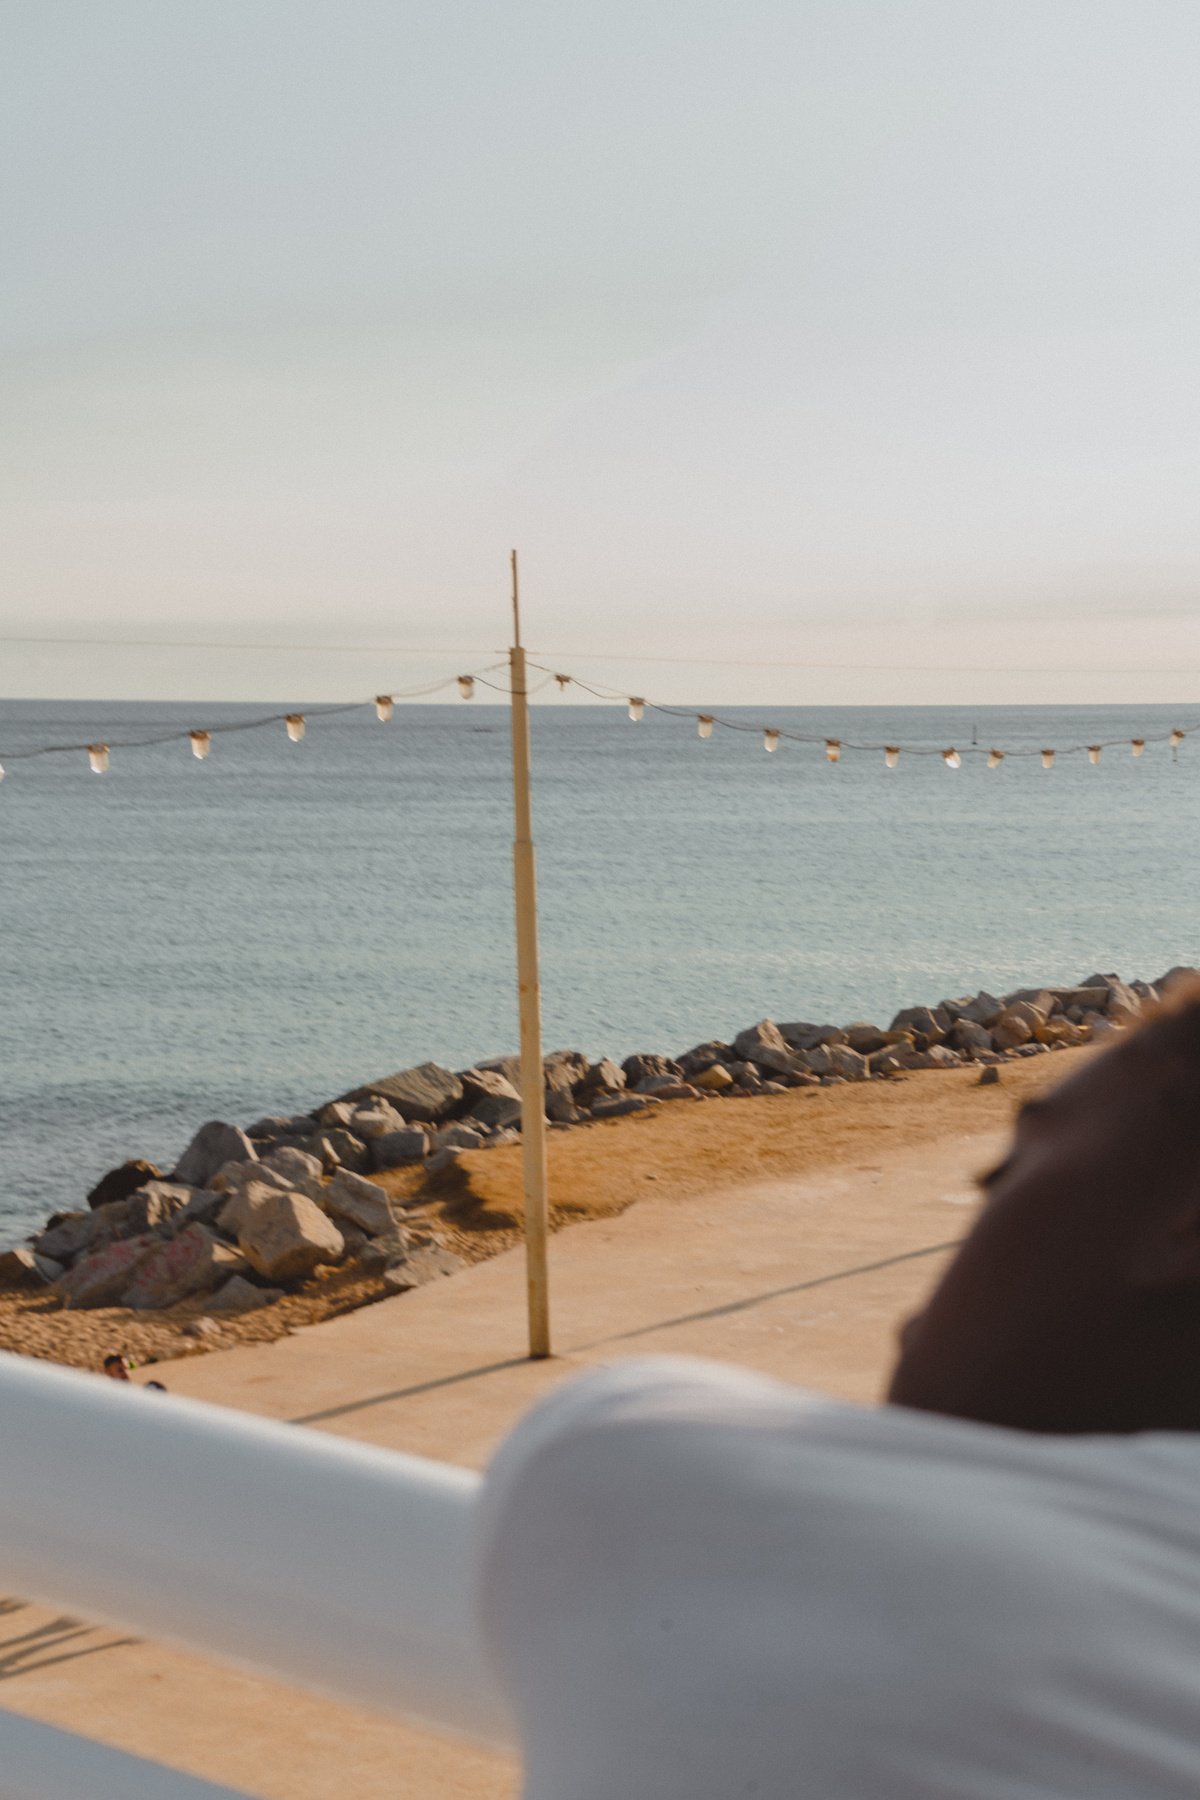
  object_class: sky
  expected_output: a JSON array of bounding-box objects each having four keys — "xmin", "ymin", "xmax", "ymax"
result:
[{"xmin": 3, "ymin": 0, "xmax": 1200, "ymax": 705}]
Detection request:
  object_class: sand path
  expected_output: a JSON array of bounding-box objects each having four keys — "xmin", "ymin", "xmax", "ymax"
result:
[{"xmin": 0, "ymin": 1054, "xmax": 1073, "ymax": 1798}]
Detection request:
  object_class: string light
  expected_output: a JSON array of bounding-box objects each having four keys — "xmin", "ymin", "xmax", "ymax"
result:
[
  {"xmin": 628, "ymin": 697, "xmax": 645, "ymax": 722},
  {"xmin": 457, "ymin": 676, "xmax": 475, "ymax": 700},
  {"xmin": 763, "ymin": 729, "xmax": 780, "ymax": 753},
  {"xmin": 885, "ymin": 746, "xmax": 900, "ymax": 769},
  {"xmin": 1131, "ymin": 738, "xmax": 1145, "ymax": 758},
  {"xmin": 87, "ymin": 744, "xmax": 109, "ymax": 774},
  {"xmin": 988, "ymin": 750, "xmax": 1004, "ymax": 769},
  {"xmin": 825, "ymin": 740, "xmax": 841, "ymax": 763},
  {"xmin": 375, "ymin": 695, "xmax": 394, "ymax": 722},
  {"xmin": 554, "ymin": 674, "xmax": 571, "ymax": 692},
  {"xmin": 1041, "ymin": 749, "xmax": 1055, "ymax": 770},
  {"xmin": 284, "ymin": 714, "xmax": 306, "ymax": 743},
  {"xmin": 1170, "ymin": 729, "xmax": 1185, "ymax": 749},
  {"xmin": 189, "ymin": 731, "xmax": 211, "ymax": 761},
  {"xmin": 1088, "ymin": 746, "xmax": 1102, "ymax": 766},
  {"xmin": 943, "ymin": 749, "xmax": 961, "ymax": 769},
  {"xmin": 697, "ymin": 715, "xmax": 715, "ymax": 739}
]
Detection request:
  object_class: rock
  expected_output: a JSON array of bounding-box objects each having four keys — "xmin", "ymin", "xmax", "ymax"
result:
[
  {"xmin": 172, "ymin": 1188, "xmax": 227, "ymax": 1229},
  {"xmin": 1034, "ymin": 1019, "xmax": 1087, "ymax": 1048},
  {"xmin": 589, "ymin": 1094, "xmax": 655, "ymax": 1118},
  {"xmin": 86, "ymin": 1159, "xmax": 163, "ymax": 1211},
  {"xmin": 316, "ymin": 1100, "xmax": 357, "ymax": 1130},
  {"xmin": 635, "ymin": 1076, "xmax": 701, "ymax": 1099},
  {"xmin": 948, "ymin": 1018, "xmax": 993, "ymax": 1056},
  {"xmin": 425, "ymin": 1144, "xmax": 465, "ymax": 1175},
  {"xmin": 1083, "ymin": 1013, "xmax": 1122, "ymax": 1040},
  {"xmin": 1104, "ymin": 980, "xmax": 1144, "ymax": 1021},
  {"xmin": 1156, "ymin": 965, "xmax": 1200, "ymax": 995},
  {"xmin": 991, "ymin": 1009, "xmax": 1034, "ymax": 1051},
  {"xmin": 575, "ymin": 1058, "xmax": 626, "ymax": 1099},
  {"xmin": 381, "ymin": 1247, "xmax": 466, "ymax": 1293},
  {"xmin": 867, "ymin": 1048, "xmax": 908, "ymax": 1076},
  {"xmin": 56, "ymin": 1234, "xmax": 157, "ymax": 1308},
  {"xmin": 621, "ymin": 1053, "xmax": 683, "ymax": 1088},
  {"xmin": 321, "ymin": 1169, "xmax": 397, "ymax": 1237},
  {"xmin": 311, "ymin": 1129, "xmax": 370, "ymax": 1174},
  {"xmin": 124, "ymin": 1182, "xmax": 193, "ymax": 1236},
  {"xmin": 175, "ymin": 1122, "xmax": 258, "ymax": 1188},
  {"xmin": 211, "ymin": 1160, "xmax": 294, "ymax": 1198},
  {"xmin": 457, "ymin": 1066, "xmax": 522, "ymax": 1110},
  {"xmin": 182, "ymin": 1316, "xmax": 222, "ymax": 1340},
  {"xmin": 842, "ymin": 1023, "xmax": 891, "ymax": 1055},
  {"xmin": 246, "ymin": 1114, "xmax": 296, "ymax": 1140},
  {"xmin": 1002, "ymin": 998, "xmax": 1054, "ymax": 1030},
  {"xmin": 1052, "ymin": 986, "xmax": 1114, "ymax": 1014},
  {"xmin": 923, "ymin": 1044, "xmax": 963, "ymax": 1068},
  {"xmin": 800, "ymin": 1043, "xmax": 868, "ymax": 1080},
  {"xmin": 693, "ymin": 1063, "xmax": 734, "ymax": 1091},
  {"xmin": 954, "ymin": 993, "xmax": 1005, "ymax": 1027},
  {"xmin": 476, "ymin": 1054, "xmax": 522, "ymax": 1089},
  {"xmin": 370, "ymin": 1128, "xmax": 429, "ymax": 1171},
  {"xmin": 348, "ymin": 1102, "xmax": 407, "ymax": 1141},
  {"xmin": 1080, "ymin": 972, "xmax": 1121, "ymax": 991},
  {"xmin": 33, "ymin": 1209, "xmax": 102, "ymax": 1264},
  {"xmin": 726, "ymin": 1061, "xmax": 765, "ymax": 1092},
  {"xmin": 209, "ymin": 1274, "xmax": 283, "ymax": 1314},
  {"xmin": 732, "ymin": 1019, "xmax": 796, "ymax": 1075},
  {"xmin": 435, "ymin": 1123, "xmax": 486, "ymax": 1152},
  {"xmin": 468, "ymin": 1093, "xmax": 524, "ymax": 1131},
  {"xmin": 978, "ymin": 1065, "xmax": 1001, "ymax": 1086},
  {"xmin": 545, "ymin": 1088, "xmax": 586, "ymax": 1124},
  {"xmin": 122, "ymin": 1225, "xmax": 248, "ymax": 1311},
  {"xmin": 260, "ymin": 1145, "xmax": 324, "ymax": 1188},
  {"xmin": 542, "ymin": 1051, "xmax": 589, "ymax": 1093},
  {"xmin": 223, "ymin": 1188, "xmax": 345, "ymax": 1284},
  {"xmin": 677, "ymin": 1040, "xmax": 734, "ymax": 1075},
  {"xmin": 0, "ymin": 1246, "xmax": 58, "ymax": 1289},
  {"xmin": 888, "ymin": 1006, "xmax": 949, "ymax": 1041},
  {"xmin": 341, "ymin": 1062, "xmax": 463, "ymax": 1123},
  {"xmin": 359, "ymin": 1229, "xmax": 416, "ymax": 1272}
]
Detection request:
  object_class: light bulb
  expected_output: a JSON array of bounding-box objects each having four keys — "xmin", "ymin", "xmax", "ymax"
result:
[
  {"xmin": 628, "ymin": 697, "xmax": 645, "ymax": 722},
  {"xmin": 87, "ymin": 744, "xmax": 109, "ymax": 774},
  {"xmin": 943, "ymin": 749, "xmax": 961, "ymax": 769},
  {"xmin": 555, "ymin": 674, "xmax": 571, "ymax": 692},
  {"xmin": 1170, "ymin": 729, "xmax": 1185, "ymax": 749},
  {"xmin": 987, "ymin": 750, "xmax": 1004, "ymax": 769},
  {"xmin": 457, "ymin": 676, "xmax": 475, "ymax": 700},
  {"xmin": 189, "ymin": 731, "xmax": 211, "ymax": 760},
  {"xmin": 1132, "ymin": 738, "xmax": 1145, "ymax": 758},
  {"xmin": 763, "ymin": 729, "xmax": 780, "ymax": 753},
  {"xmin": 1088, "ymin": 746, "xmax": 1102, "ymax": 765},
  {"xmin": 884, "ymin": 746, "xmax": 899, "ymax": 769},
  {"xmin": 697, "ymin": 715, "xmax": 714, "ymax": 739},
  {"xmin": 1041, "ymin": 749, "xmax": 1055, "ymax": 769},
  {"xmin": 825, "ymin": 740, "xmax": 841, "ymax": 763},
  {"xmin": 375, "ymin": 695, "xmax": 394, "ymax": 722},
  {"xmin": 285, "ymin": 714, "xmax": 306, "ymax": 742}
]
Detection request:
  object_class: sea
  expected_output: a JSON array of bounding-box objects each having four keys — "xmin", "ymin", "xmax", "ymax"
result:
[{"xmin": 1, "ymin": 697, "xmax": 1197, "ymax": 1246}]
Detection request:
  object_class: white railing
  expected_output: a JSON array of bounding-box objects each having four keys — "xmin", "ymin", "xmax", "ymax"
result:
[{"xmin": 0, "ymin": 1351, "xmax": 513, "ymax": 1798}]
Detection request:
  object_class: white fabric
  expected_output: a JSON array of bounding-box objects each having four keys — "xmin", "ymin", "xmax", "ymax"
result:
[{"xmin": 478, "ymin": 1356, "xmax": 1200, "ymax": 1798}]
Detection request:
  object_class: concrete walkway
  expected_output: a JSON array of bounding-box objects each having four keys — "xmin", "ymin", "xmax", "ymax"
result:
[{"xmin": 1, "ymin": 1116, "xmax": 1002, "ymax": 1799}]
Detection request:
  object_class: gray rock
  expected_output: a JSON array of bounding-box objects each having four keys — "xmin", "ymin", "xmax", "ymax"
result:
[
  {"xmin": 435, "ymin": 1123, "xmax": 486, "ymax": 1152},
  {"xmin": 381, "ymin": 1247, "xmax": 466, "ymax": 1293},
  {"xmin": 33, "ymin": 1209, "xmax": 102, "ymax": 1265},
  {"xmin": 476, "ymin": 1054, "xmax": 522, "ymax": 1089},
  {"xmin": 425, "ymin": 1144, "xmax": 465, "ymax": 1176},
  {"xmin": 341, "ymin": 1062, "xmax": 464, "ymax": 1123},
  {"xmin": 261, "ymin": 1145, "xmax": 324, "ymax": 1188},
  {"xmin": 172, "ymin": 1187, "xmax": 227, "ymax": 1230},
  {"xmin": 0, "ymin": 1246, "xmax": 58, "ymax": 1289},
  {"xmin": 348, "ymin": 1102, "xmax": 407, "ymax": 1141},
  {"xmin": 692, "ymin": 1063, "xmax": 734, "ymax": 1091},
  {"xmin": 86, "ymin": 1159, "xmax": 163, "ymax": 1211},
  {"xmin": 1080, "ymin": 972, "xmax": 1122, "ymax": 991},
  {"xmin": 545, "ymin": 1089, "xmax": 586, "ymax": 1124},
  {"xmin": 955, "ymin": 993, "xmax": 1005, "ymax": 1027},
  {"xmin": 1156, "ymin": 965, "xmax": 1200, "ymax": 995},
  {"xmin": 468, "ymin": 1092, "xmax": 524, "ymax": 1131},
  {"xmin": 311, "ymin": 1129, "xmax": 370, "ymax": 1174},
  {"xmin": 124, "ymin": 1182, "xmax": 193, "ymax": 1237},
  {"xmin": 677, "ymin": 1040, "xmax": 734, "ymax": 1074},
  {"xmin": 358, "ymin": 1228, "xmax": 416, "ymax": 1272},
  {"xmin": 732, "ymin": 1019, "xmax": 795, "ymax": 1075},
  {"xmin": 888, "ymin": 1006, "xmax": 949, "ymax": 1041},
  {"xmin": 726, "ymin": 1060, "xmax": 764, "ymax": 1091},
  {"xmin": 56, "ymin": 1234, "xmax": 158, "ymax": 1308},
  {"xmin": 1105, "ymin": 980, "xmax": 1144, "ymax": 1020},
  {"xmin": 978, "ymin": 1065, "xmax": 1001, "ymax": 1086},
  {"xmin": 621, "ymin": 1053, "xmax": 683, "ymax": 1087},
  {"xmin": 778, "ymin": 1022, "xmax": 848, "ymax": 1051},
  {"xmin": 370, "ymin": 1127, "xmax": 429, "ymax": 1170},
  {"xmin": 174, "ymin": 1122, "xmax": 258, "ymax": 1188},
  {"xmin": 458, "ymin": 1066, "xmax": 522, "ymax": 1109},
  {"xmin": 245, "ymin": 1115, "xmax": 295, "ymax": 1140},
  {"xmin": 948, "ymin": 1017, "xmax": 993, "ymax": 1055},
  {"xmin": 575, "ymin": 1058, "xmax": 627, "ymax": 1098},
  {"xmin": 542, "ymin": 1050, "xmax": 590, "ymax": 1093},
  {"xmin": 321, "ymin": 1169, "xmax": 397, "ymax": 1238},
  {"xmin": 842, "ymin": 1023, "xmax": 890, "ymax": 1055},
  {"xmin": 316, "ymin": 1100, "xmax": 357, "ymax": 1130},
  {"xmin": 121, "ymin": 1224, "xmax": 248, "ymax": 1311},
  {"xmin": 223, "ymin": 1188, "xmax": 345, "ymax": 1284},
  {"xmin": 589, "ymin": 1094, "xmax": 655, "ymax": 1118},
  {"xmin": 208, "ymin": 1274, "xmax": 283, "ymax": 1314},
  {"xmin": 211, "ymin": 1160, "xmax": 294, "ymax": 1198},
  {"xmin": 991, "ymin": 1008, "xmax": 1035, "ymax": 1051}
]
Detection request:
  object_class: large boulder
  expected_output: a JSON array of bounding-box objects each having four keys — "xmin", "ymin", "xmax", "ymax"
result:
[
  {"xmin": 124, "ymin": 1181, "xmax": 193, "ymax": 1237},
  {"xmin": 341, "ymin": 1063, "xmax": 463, "ymax": 1123},
  {"xmin": 779, "ymin": 1023, "xmax": 848, "ymax": 1051},
  {"xmin": 35, "ymin": 1203, "xmax": 129, "ymax": 1265},
  {"xmin": 841, "ymin": 1023, "xmax": 890, "ymax": 1056},
  {"xmin": 435, "ymin": 1122, "xmax": 486, "ymax": 1152},
  {"xmin": 121, "ymin": 1224, "xmax": 248, "ymax": 1311},
  {"xmin": 620, "ymin": 1052, "xmax": 683, "ymax": 1088},
  {"xmin": 1104, "ymin": 980, "xmax": 1144, "ymax": 1021},
  {"xmin": 469, "ymin": 1093, "xmax": 524, "ymax": 1131},
  {"xmin": 174, "ymin": 1122, "xmax": 257, "ymax": 1188},
  {"xmin": 458, "ymin": 1066, "xmax": 522, "ymax": 1110},
  {"xmin": 732, "ymin": 1019, "xmax": 795, "ymax": 1075},
  {"xmin": 211, "ymin": 1160, "xmax": 294, "ymax": 1199},
  {"xmin": 321, "ymin": 1169, "xmax": 397, "ymax": 1238},
  {"xmin": 370, "ymin": 1127, "xmax": 430, "ymax": 1171},
  {"xmin": 0, "ymin": 1246, "xmax": 60, "ymax": 1290},
  {"xmin": 542, "ymin": 1051, "xmax": 589, "ymax": 1094},
  {"xmin": 955, "ymin": 993, "xmax": 1005, "ymax": 1028},
  {"xmin": 310, "ymin": 1129, "xmax": 370, "ymax": 1174},
  {"xmin": 259, "ymin": 1145, "xmax": 324, "ymax": 1188},
  {"xmin": 86, "ymin": 1159, "xmax": 163, "ymax": 1211},
  {"xmin": 1156, "ymin": 965, "xmax": 1200, "ymax": 995},
  {"xmin": 693, "ymin": 1063, "xmax": 734, "ymax": 1091},
  {"xmin": 888, "ymin": 1006, "xmax": 950, "ymax": 1042},
  {"xmin": 991, "ymin": 1009, "xmax": 1035, "ymax": 1051},
  {"xmin": 56, "ymin": 1235, "xmax": 158, "ymax": 1309},
  {"xmin": 677, "ymin": 1040, "xmax": 734, "ymax": 1075},
  {"xmin": 948, "ymin": 1017, "xmax": 993, "ymax": 1056},
  {"xmin": 347, "ymin": 1102, "xmax": 407, "ymax": 1141},
  {"xmin": 223, "ymin": 1188, "xmax": 345, "ymax": 1284},
  {"xmin": 575, "ymin": 1059, "xmax": 626, "ymax": 1099}
]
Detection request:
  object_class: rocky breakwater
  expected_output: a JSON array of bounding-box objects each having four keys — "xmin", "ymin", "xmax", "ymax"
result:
[{"xmin": 1, "ymin": 965, "xmax": 1193, "ymax": 1325}]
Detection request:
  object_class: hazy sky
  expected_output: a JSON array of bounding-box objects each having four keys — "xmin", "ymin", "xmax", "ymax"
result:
[{"xmin": 4, "ymin": 1, "xmax": 1200, "ymax": 704}]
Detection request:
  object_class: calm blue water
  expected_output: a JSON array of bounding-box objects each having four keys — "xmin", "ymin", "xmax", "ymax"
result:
[{"xmin": 1, "ymin": 698, "xmax": 1197, "ymax": 1244}]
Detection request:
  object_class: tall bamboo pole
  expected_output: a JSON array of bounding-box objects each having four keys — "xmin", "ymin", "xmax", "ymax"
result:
[{"xmin": 508, "ymin": 550, "xmax": 551, "ymax": 1358}]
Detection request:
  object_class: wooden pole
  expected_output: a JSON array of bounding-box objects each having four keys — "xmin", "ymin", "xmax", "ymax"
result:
[{"xmin": 508, "ymin": 550, "xmax": 551, "ymax": 1358}]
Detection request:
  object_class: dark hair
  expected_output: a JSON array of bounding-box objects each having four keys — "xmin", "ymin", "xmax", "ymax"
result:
[
  {"xmin": 145, "ymin": 1380, "xmax": 167, "ymax": 1392},
  {"xmin": 103, "ymin": 1353, "xmax": 127, "ymax": 1368}
]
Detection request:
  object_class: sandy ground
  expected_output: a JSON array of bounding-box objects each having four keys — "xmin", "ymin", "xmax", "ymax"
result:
[{"xmin": 0, "ymin": 1050, "xmax": 1083, "ymax": 1799}]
